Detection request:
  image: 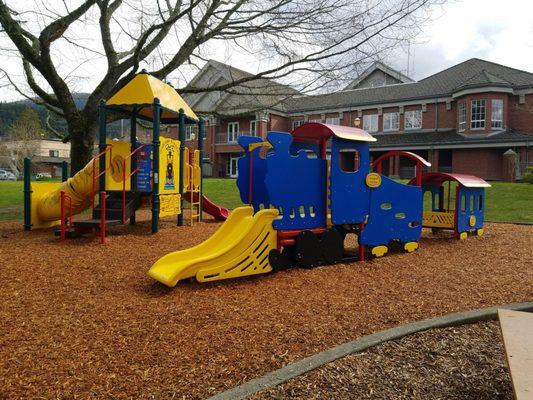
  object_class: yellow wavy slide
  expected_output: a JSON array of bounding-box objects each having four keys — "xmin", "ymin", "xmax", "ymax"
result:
[
  {"xmin": 148, "ymin": 207, "xmax": 279, "ymax": 287},
  {"xmin": 31, "ymin": 161, "xmax": 97, "ymax": 228}
]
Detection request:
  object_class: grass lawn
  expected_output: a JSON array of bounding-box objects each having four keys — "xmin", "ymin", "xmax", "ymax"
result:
[{"xmin": 1, "ymin": 178, "xmax": 531, "ymax": 223}]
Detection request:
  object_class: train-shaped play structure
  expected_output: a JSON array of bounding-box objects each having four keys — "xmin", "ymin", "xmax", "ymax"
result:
[{"xmin": 149, "ymin": 123, "xmax": 491, "ymax": 287}]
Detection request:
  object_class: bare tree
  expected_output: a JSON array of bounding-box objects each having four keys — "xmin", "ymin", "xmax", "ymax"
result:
[
  {"xmin": 0, "ymin": 108, "xmax": 43, "ymax": 175},
  {"xmin": 0, "ymin": 0, "xmax": 439, "ymax": 174}
]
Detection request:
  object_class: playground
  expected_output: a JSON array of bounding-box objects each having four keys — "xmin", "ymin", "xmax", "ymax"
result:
[
  {"xmin": 1, "ymin": 70, "xmax": 532, "ymax": 399},
  {"xmin": 0, "ymin": 216, "xmax": 531, "ymax": 398}
]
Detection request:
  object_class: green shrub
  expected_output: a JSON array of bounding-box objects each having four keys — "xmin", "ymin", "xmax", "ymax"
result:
[{"xmin": 522, "ymin": 166, "xmax": 533, "ymax": 183}]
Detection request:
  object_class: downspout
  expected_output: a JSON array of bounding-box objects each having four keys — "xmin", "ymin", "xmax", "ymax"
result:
[{"xmin": 434, "ymin": 99, "xmax": 439, "ymax": 133}]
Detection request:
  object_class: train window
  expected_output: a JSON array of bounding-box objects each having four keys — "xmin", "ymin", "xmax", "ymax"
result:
[
  {"xmin": 309, "ymin": 205, "xmax": 316, "ymax": 217},
  {"xmin": 470, "ymin": 196, "xmax": 475, "ymax": 212},
  {"xmin": 380, "ymin": 202, "xmax": 392, "ymax": 210},
  {"xmin": 461, "ymin": 196, "xmax": 466, "ymax": 212},
  {"xmin": 339, "ymin": 149, "xmax": 360, "ymax": 172},
  {"xmin": 299, "ymin": 206, "xmax": 306, "ymax": 217},
  {"xmin": 395, "ymin": 212, "xmax": 406, "ymax": 219},
  {"xmin": 408, "ymin": 221, "xmax": 419, "ymax": 228},
  {"xmin": 478, "ymin": 195, "xmax": 483, "ymax": 211},
  {"xmin": 289, "ymin": 208, "xmax": 296, "ymax": 219}
]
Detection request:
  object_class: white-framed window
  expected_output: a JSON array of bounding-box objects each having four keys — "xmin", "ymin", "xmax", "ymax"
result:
[
  {"xmin": 470, "ymin": 100, "xmax": 486, "ymax": 129},
  {"xmin": 49, "ymin": 149, "xmax": 59, "ymax": 157},
  {"xmin": 250, "ymin": 120, "xmax": 257, "ymax": 136},
  {"xmin": 362, "ymin": 114, "xmax": 378, "ymax": 133},
  {"xmin": 404, "ymin": 110, "xmax": 422, "ymax": 130},
  {"xmin": 292, "ymin": 120, "xmax": 304, "ymax": 130},
  {"xmin": 491, "ymin": 99, "xmax": 503, "ymax": 129},
  {"xmin": 458, "ymin": 102, "xmax": 467, "ymax": 132},
  {"xmin": 227, "ymin": 122, "xmax": 239, "ymax": 142},
  {"xmin": 185, "ymin": 125, "xmax": 196, "ymax": 141},
  {"xmin": 325, "ymin": 117, "xmax": 340, "ymax": 125},
  {"xmin": 383, "ymin": 112, "xmax": 399, "ymax": 131}
]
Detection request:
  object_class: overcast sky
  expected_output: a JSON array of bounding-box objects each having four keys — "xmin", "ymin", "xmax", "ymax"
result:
[{"xmin": 1, "ymin": 0, "xmax": 532, "ymax": 102}]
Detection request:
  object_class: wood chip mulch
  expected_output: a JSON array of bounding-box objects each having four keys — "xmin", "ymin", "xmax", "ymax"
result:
[
  {"xmin": 253, "ymin": 321, "xmax": 514, "ymax": 400},
  {"xmin": 0, "ymin": 216, "xmax": 531, "ymax": 399}
]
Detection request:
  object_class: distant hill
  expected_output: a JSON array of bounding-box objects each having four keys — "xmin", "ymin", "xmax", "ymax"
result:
[{"xmin": 0, "ymin": 93, "xmax": 125, "ymax": 139}]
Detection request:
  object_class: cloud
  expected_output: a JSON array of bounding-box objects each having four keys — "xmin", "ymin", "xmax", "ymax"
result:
[{"xmin": 395, "ymin": 0, "xmax": 533, "ymax": 80}]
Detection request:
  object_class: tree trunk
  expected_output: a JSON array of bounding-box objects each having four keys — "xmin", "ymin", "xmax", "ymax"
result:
[{"xmin": 67, "ymin": 113, "xmax": 98, "ymax": 176}]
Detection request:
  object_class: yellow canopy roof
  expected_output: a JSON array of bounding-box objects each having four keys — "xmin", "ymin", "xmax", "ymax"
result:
[{"xmin": 107, "ymin": 72, "xmax": 198, "ymax": 121}]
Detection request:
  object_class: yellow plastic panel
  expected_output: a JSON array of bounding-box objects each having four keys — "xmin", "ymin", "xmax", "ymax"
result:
[
  {"xmin": 148, "ymin": 207, "xmax": 279, "ymax": 287},
  {"xmin": 422, "ymin": 211, "xmax": 455, "ymax": 228},
  {"xmin": 105, "ymin": 140, "xmax": 131, "ymax": 192},
  {"xmin": 160, "ymin": 194, "xmax": 181, "ymax": 217},
  {"xmin": 159, "ymin": 137, "xmax": 180, "ymax": 194}
]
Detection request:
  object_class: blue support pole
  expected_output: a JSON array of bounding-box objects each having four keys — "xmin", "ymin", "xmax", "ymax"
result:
[
  {"xmin": 177, "ymin": 108, "xmax": 185, "ymax": 226},
  {"xmin": 152, "ymin": 99, "xmax": 161, "ymax": 233},
  {"xmin": 23, "ymin": 157, "xmax": 32, "ymax": 231}
]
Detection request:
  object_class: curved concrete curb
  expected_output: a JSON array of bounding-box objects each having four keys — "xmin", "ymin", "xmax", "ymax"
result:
[{"xmin": 209, "ymin": 301, "xmax": 533, "ymax": 400}]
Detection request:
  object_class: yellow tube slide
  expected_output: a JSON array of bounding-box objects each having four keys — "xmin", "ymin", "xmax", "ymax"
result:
[
  {"xmin": 31, "ymin": 161, "xmax": 98, "ymax": 228},
  {"xmin": 148, "ymin": 206, "xmax": 279, "ymax": 287}
]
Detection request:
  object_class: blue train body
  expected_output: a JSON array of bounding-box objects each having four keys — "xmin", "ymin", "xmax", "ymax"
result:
[{"xmin": 236, "ymin": 123, "xmax": 490, "ymax": 266}]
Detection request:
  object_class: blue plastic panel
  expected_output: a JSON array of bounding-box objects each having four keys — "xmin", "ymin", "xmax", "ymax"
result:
[
  {"xmin": 330, "ymin": 138, "xmax": 370, "ymax": 225},
  {"xmin": 360, "ymin": 175, "xmax": 422, "ymax": 246},
  {"xmin": 136, "ymin": 145, "xmax": 153, "ymax": 192},
  {"xmin": 264, "ymin": 132, "xmax": 326, "ymax": 230},
  {"xmin": 456, "ymin": 187, "xmax": 485, "ymax": 232},
  {"xmin": 236, "ymin": 136, "xmax": 270, "ymax": 211}
]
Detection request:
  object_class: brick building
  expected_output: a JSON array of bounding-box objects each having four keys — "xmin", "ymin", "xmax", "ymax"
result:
[{"xmin": 182, "ymin": 58, "xmax": 533, "ymax": 181}]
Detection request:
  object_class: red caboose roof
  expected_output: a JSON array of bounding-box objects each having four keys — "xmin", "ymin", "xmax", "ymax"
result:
[
  {"xmin": 410, "ymin": 172, "xmax": 491, "ymax": 188},
  {"xmin": 291, "ymin": 122, "xmax": 377, "ymax": 144}
]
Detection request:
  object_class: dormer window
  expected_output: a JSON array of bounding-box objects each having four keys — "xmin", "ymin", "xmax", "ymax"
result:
[
  {"xmin": 491, "ymin": 99, "xmax": 503, "ymax": 129},
  {"xmin": 470, "ymin": 100, "xmax": 486, "ymax": 129}
]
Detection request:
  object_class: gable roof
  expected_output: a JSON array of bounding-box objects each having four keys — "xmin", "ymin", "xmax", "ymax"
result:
[
  {"xmin": 343, "ymin": 61, "xmax": 414, "ymax": 90},
  {"xmin": 182, "ymin": 60, "xmax": 300, "ymax": 116},
  {"xmin": 286, "ymin": 58, "xmax": 533, "ymax": 113}
]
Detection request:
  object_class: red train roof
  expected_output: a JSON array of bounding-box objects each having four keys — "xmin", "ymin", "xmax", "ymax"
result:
[
  {"xmin": 291, "ymin": 122, "xmax": 376, "ymax": 144},
  {"xmin": 410, "ymin": 172, "xmax": 491, "ymax": 188}
]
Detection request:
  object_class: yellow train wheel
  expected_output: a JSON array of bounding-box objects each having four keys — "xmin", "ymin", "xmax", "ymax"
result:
[
  {"xmin": 404, "ymin": 242, "xmax": 419, "ymax": 253},
  {"xmin": 476, "ymin": 228, "xmax": 484, "ymax": 237},
  {"xmin": 459, "ymin": 232, "xmax": 468, "ymax": 240},
  {"xmin": 371, "ymin": 245, "xmax": 388, "ymax": 258}
]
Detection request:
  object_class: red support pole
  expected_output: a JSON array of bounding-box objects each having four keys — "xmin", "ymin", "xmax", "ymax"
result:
[
  {"xmin": 358, "ymin": 222, "xmax": 365, "ymax": 261},
  {"xmin": 60, "ymin": 191, "xmax": 66, "ymax": 242},
  {"xmin": 416, "ymin": 163, "xmax": 422, "ymax": 186},
  {"xmin": 376, "ymin": 162, "xmax": 382, "ymax": 174},
  {"xmin": 100, "ymin": 191, "xmax": 106, "ymax": 244}
]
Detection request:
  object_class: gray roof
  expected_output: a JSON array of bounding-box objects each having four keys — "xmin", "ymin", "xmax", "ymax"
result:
[
  {"xmin": 183, "ymin": 60, "xmax": 299, "ymax": 116},
  {"xmin": 286, "ymin": 58, "xmax": 533, "ymax": 113},
  {"xmin": 343, "ymin": 61, "xmax": 414, "ymax": 90},
  {"xmin": 370, "ymin": 129, "xmax": 533, "ymax": 149}
]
